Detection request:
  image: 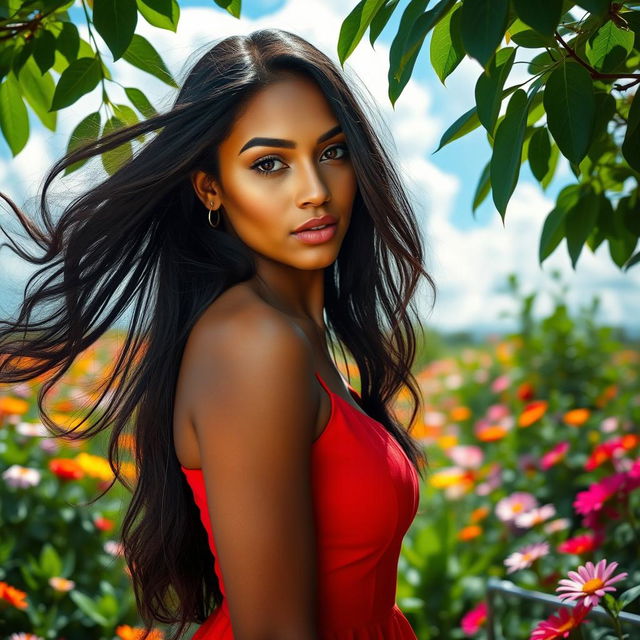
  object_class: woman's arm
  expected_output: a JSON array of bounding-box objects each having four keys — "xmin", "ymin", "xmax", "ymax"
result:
[{"xmin": 182, "ymin": 304, "xmax": 320, "ymax": 640}]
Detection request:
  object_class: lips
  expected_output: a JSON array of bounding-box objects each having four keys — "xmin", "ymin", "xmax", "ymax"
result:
[{"xmin": 292, "ymin": 214, "xmax": 338, "ymax": 234}]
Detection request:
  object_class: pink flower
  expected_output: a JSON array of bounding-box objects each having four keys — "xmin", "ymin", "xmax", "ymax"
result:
[
  {"xmin": 530, "ymin": 602, "xmax": 591, "ymax": 639},
  {"xmin": 460, "ymin": 601, "xmax": 487, "ymax": 636},
  {"xmin": 448, "ymin": 445, "xmax": 484, "ymax": 469},
  {"xmin": 540, "ymin": 442, "xmax": 570, "ymax": 470},
  {"xmin": 504, "ymin": 541, "xmax": 549, "ymax": 574},
  {"xmin": 495, "ymin": 492, "xmax": 538, "ymax": 522},
  {"xmin": 573, "ymin": 474, "xmax": 627, "ymax": 515},
  {"xmin": 544, "ymin": 518, "xmax": 571, "ymax": 534},
  {"xmin": 491, "ymin": 375, "xmax": 510, "ymax": 393},
  {"xmin": 557, "ymin": 559, "xmax": 628, "ymax": 607},
  {"xmin": 515, "ymin": 504, "xmax": 556, "ymax": 529}
]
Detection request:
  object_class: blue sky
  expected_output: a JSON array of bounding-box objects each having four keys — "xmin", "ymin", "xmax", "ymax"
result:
[{"xmin": 1, "ymin": 0, "xmax": 638, "ymax": 337}]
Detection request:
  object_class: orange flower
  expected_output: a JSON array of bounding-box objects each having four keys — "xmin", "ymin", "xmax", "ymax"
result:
[
  {"xmin": 119, "ymin": 461, "xmax": 137, "ymax": 483},
  {"xmin": 118, "ymin": 433, "xmax": 137, "ymax": 452},
  {"xmin": 49, "ymin": 458, "xmax": 84, "ymax": 480},
  {"xmin": 470, "ymin": 506, "xmax": 490, "ymax": 523},
  {"xmin": 116, "ymin": 625, "xmax": 164, "ymax": 640},
  {"xmin": 0, "ymin": 396, "xmax": 29, "ymax": 416},
  {"xmin": 0, "ymin": 580, "xmax": 28, "ymax": 609},
  {"xmin": 429, "ymin": 467, "xmax": 473, "ymax": 489},
  {"xmin": 595, "ymin": 384, "xmax": 618, "ymax": 408},
  {"xmin": 518, "ymin": 400, "xmax": 548, "ymax": 428},
  {"xmin": 622, "ymin": 434, "xmax": 639, "ymax": 450},
  {"xmin": 458, "ymin": 525, "xmax": 482, "ymax": 541},
  {"xmin": 563, "ymin": 408, "xmax": 590, "ymax": 427},
  {"xmin": 476, "ymin": 425, "xmax": 508, "ymax": 442},
  {"xmin": 450, "ymin": 406, "xmax": 471, "ymax": 421}
]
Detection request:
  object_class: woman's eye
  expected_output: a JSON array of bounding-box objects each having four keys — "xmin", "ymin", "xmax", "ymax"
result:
[{"xmin": 250, "ymin": 143, "xmax": 349, "ymax": 177}]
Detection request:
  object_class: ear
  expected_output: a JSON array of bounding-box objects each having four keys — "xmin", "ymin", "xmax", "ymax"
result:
[{"xmin": 191, "ymin": 170, "xmax": 222, "ymax": 210}]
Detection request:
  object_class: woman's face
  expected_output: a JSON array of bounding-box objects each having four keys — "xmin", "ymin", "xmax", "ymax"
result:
[{"xmin": 192, "ymin": 72, "xmax": 358, "ymax": 271}]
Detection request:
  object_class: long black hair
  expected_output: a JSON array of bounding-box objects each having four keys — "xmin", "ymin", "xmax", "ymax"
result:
[{"xmin": 0, "ymin": 28, "xmax": 436, "ymax": 639}]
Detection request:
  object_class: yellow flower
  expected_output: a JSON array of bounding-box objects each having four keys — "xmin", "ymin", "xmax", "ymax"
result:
[
  {"xmin": 437, "ymin": 435, "xmax": 458, "ymax": 449},
  {"xmin": 75, "ymin": 452, "xmax": 114, "ymax": 481},
  {"xmin": 0, "ymin": 396, "xmax": 29, "ymax": 416}
]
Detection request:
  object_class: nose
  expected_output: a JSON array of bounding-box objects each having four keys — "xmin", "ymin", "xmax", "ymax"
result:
[{"xmin": 296, "ymin": 158, "xmax": 331, "ymax": 208}]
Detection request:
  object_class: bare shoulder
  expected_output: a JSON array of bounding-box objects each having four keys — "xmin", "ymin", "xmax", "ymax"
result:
[
  {"xmin": 182, "ymin": 282, "xmax": 314, "ymax": 383},
  {"xmin": 177, "ymin": 282, "xmax": 318, "ymax": 443}
]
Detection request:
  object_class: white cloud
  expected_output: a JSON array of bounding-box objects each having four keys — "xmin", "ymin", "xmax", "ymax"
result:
[{"xmin": 1, "ymin": 0, "xmax": 637, "ymax": 337}]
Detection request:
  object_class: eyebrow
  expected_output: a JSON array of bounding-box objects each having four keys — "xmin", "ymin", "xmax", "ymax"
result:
[{"xmin": 238, "ymin": 124, "xmax": 343, "ymax": 155}]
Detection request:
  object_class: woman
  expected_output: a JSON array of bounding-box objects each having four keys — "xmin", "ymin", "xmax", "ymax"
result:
[{"xmin": 0, "ymin": 28, "xmax": 435, "ymax": 640}]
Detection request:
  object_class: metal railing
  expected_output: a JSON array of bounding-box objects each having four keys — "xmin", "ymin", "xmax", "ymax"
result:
[{"xmin": 486, "ymin": 577, "xmax": 640, "ymax": 639}]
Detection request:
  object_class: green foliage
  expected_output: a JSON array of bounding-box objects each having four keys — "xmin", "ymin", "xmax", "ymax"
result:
[
  {"xmin": 0, "ymin": 0, "xmax": 239, "ymax": 178},
  {"xmin": 336, "ymin": 1, "xmax": 640, "ymax": 273},
  {"xmin": 0, "ymin": 338, "xmax": 172, "ymax": 638},
  {"xmin": 396, "ymin": 270, "xmax": 640, "ymax": 638}
]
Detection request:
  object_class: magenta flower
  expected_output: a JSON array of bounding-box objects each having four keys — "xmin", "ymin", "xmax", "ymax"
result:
[
  {"xmin": 573, "ymin": 474, "xmax": 626, "ymax": 515},
  {"xmin": 540, "ymin": 442, "xmax": 570, "ymax": 470},
  {"xmin": 556, "ymin": 559, "xmax": 628, "ymax": 607},
  {"xmin": 460, "ymin": 600, "xmax": 487, "ymax": 636}
]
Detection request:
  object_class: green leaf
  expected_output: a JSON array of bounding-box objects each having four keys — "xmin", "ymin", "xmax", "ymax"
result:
[
  {"xmin": 18, "ymin": 58, "xmax": 57, "ymax": 131},
  {"xmin": 509, "ymin": 29, "xmax": 556, "ymax": 48},
  {"xmin": 370, "ymin": 0, "xmax": 401, "ymax": 47},
  {"xmin": 338, "ymin": 0, "xmax": 387, "ymax": 65},
  {"xmin": 541, "ymin": 142, "xmax": 559, "ymax": 189},
  {"xmin": 435, "ymin": 105, "xmax": 480, "ymax": 152},
  {"xmin": 50, "ymin": 56, "xmax": 102, "ymax": 111},
  {"xmin": 512, "ymin": 0, "xmax": 563, "ymax": 37},
  {"xmin": 70, "ymin": 591, "xmax": 109, "ymax": 625},
  {"xmin": 622, "ymin": 86, "xmax": 640, "ymax": 172},
  {"xmin": 472, "ymin": 160, "xmax": 491, "ymax": 212},
  {"xmin": 39, "ymin": 543, "xmax": 63, "ymax": 577},
  {"xmin": 101, "ymin": 116, "xmax": 133, "ymax": 175},
  {"xmin": 33, "ymin": 29, "xmax": 57, "ymax": 74},
  {"xmin": 576, "ymin": 0, "xmax": 611, "ymax": 15},
  {"xmin": 624, "ymin": 251, "xmax": 640, "ymax": 271},
  {"xmin": 585, "ymin": 20, "xmax": 634, "ymax": 72},
  {"xmin": 64, "ymin": 111, "xmax": 101, "ymax": 175},
  {"xmin": 388, "ymin": 0, "xmax": 455, "ymax": 105},
  {"xmin": 136, "ymin": 0, "xmax": 180, "ymax": 31},
  {"xmin": 539, "ymin": 206, "xmax": 567, "ymax": 264},
  {"xmin": 93, "ymin": 0, "xmax": 137, "ymax": 61},
  {"xmin": 475, "ymin": 46, "xmax": 516, "ymax": 135},
  {"xmin": 490, "ymin": 88, "xmax": 529, "ymax": 218},
  {"xmin": 618, "ymin": 583, "xmax": 640, "ymax": 609},
  {"xmin": 460, "ymin": 0, "xmax": 509, "ymax": 68},
  {"xmin": 566, "ymin": 188, "xmax": 599, "ymax": 268},
  {"xmin": 543, "ymin": 60, "xmax": 595, "ymax": 164},
  {"xmin": 0, "ymin": 74, "xmax": 29, "ymax": 155},
  {"xmin": 430, "ymin": 3, "xmax": 464, "ymax": 85},
  {"xmin": 528, "ymin": 127, "xmax": 551, "ymax": 181},
  {"xmin": 124, "ymin": 86, "xmax": 157, "ymax": 118},
  {"xmin": 213, "ymin": 0, "xmax": 241, "ymax": 19},
  {"xmin": 609, "ymin": 197, "xmax": 639, "ymax": 267},
  {"xmin": 55, "ymin": 22, "xmax": 80, "ymax": 63},
  {"xmin": 122, "ymin": 34, "xmax": 177, "ymax": 87}
]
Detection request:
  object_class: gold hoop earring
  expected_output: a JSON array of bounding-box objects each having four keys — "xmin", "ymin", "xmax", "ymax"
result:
[{"xmin": 207, "ymin": 202, "xmax": 222, "ymax": 229}]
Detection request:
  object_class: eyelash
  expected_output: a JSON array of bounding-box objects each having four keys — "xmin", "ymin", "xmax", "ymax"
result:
[{"xmin": 250, "ymin": 143, "xmax": 349, "ymax": 177}]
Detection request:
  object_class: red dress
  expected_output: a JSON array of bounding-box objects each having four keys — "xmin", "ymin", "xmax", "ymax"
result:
[{"xmin": 180, "ymin": 371, "xmax": 420, "ymax": 639}]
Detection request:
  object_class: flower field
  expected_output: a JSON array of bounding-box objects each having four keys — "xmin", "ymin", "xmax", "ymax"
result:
[{"xmin": 1, "ymin": 273, "xmax": 639, "ymax": 639}]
